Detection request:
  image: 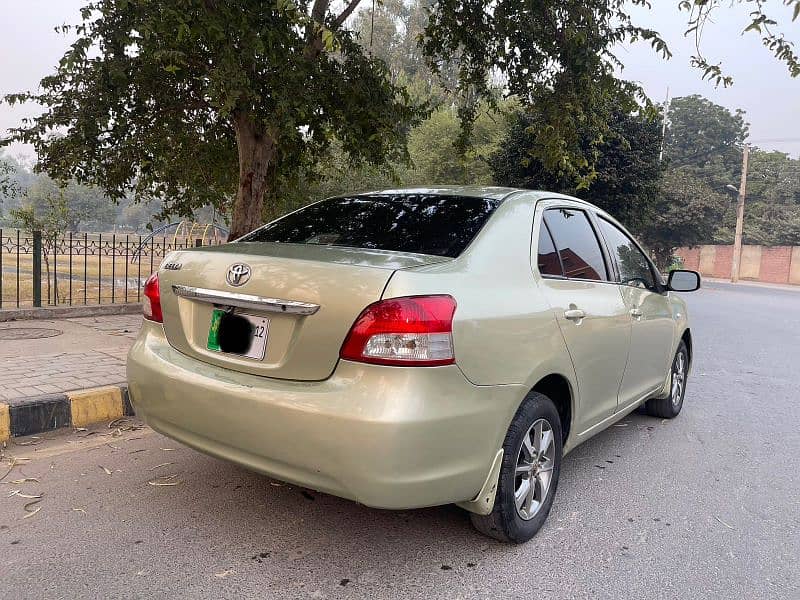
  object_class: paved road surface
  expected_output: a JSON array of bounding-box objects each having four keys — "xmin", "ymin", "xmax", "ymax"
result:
[{"xmin": 2, "ymin": 282, "xmax": 798, "ymax": 599}]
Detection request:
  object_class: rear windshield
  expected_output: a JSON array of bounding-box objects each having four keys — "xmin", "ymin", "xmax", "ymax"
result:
[{"xmin": 239, "ymin": 194, "xmax": 502, "ymax": 258}]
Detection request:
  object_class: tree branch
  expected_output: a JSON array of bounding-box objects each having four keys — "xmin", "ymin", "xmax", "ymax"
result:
[{"xmin": 332, "ymin": 0, "xmax": 363, "ymax": 29}]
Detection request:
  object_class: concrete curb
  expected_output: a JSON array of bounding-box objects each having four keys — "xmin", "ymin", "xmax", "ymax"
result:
[
  {"xmin": 0, "ymin": 384, "xmax": 134, "ymax": 441},
  {"xmin": 0, "ymin": 303, "xmax": 142, "ymax": 322}
]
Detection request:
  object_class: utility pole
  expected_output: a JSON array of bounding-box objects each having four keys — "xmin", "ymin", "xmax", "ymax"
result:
[{"xmin": 730, "ymin": 144, "xmax": 750, "ymax": 283}]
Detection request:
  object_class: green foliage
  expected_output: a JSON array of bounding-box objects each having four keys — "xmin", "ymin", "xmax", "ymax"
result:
[
  {"xmin": 640, "ymin": 169, "xmax": 728, "ymax": 269},
  {"xmin": 3, "ymin": 0, "xmax": 423, "ymax": 236},
  {"xmin": 679, "ymin": 0, "xmax": 800, "ymax": 85},
  {"xmin": 10, "ymin": 192, "xmax": 68, "ymax": 241},
  {"xmin": 352, "ymin": 0, "xmax": 456, "ymax": 106},
  {"xmin": 491, "ymin": 105, "xmax": 664, "ymax": 232},
  {"xmin": 665, "ymin": 95, "xmax": 800, "ymax": 247},
  {"xmin": 0, "ymin": 158, "xmax": 17, "ymax": 201},
  {"xmin": 3, "ymin": 0, "xmax": 799, "ymax": 237},
  {"xmin": 423, "ymin": 0, "xmax": 664, "ymax": 189},
  {"xmin": 264, "ymin": 102, "xmax": 514, "ymax": 218},
  {"xmin": 23, "ymin": 176, "xmax": 118, "ymax": 232},
  {"xmin": 422, "ymin": 1, "xmax": 799, "ymax": 193},
  {"xmin": 664, "ymin": 95, "xmax": 749, "ymax": 189},
  {"xmin": 746, "ymin": 151, "xmax": 800, "ymax": 207},
  {"xmin": 405, "ymin": 104, "xmax": 514, "ymax": 186}
]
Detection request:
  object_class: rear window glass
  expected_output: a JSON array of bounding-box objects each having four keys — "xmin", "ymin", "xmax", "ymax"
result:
[{"xmin": 239, "ymin": 194, "xmax": 502, "ymax": 258}]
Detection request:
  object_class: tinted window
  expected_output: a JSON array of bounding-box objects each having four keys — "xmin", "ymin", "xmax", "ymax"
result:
[
  {"xmin": 537, "ymin": 223, "xmax": 563, "ymax": 276},
  {"xmin": 597, "ymin": 218, "xmax": 657, "ymax": 290},
  {"xmin": 240, "ymin": 194, "xmax": 501, "ymax": 258},
  {"xmin": 543, "ymin": 209, "xmax": 608, "ymax": 281}
]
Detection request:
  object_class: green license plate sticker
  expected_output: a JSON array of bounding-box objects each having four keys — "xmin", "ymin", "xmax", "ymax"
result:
[{"xmin": 207, "ymin": 308, "xmax": 224, "ymax": 351}]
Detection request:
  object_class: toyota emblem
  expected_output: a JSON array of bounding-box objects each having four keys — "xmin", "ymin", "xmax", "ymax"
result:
[{"xmin": 226, "ymin": 263, "xmax": 251, "ymax": 287}]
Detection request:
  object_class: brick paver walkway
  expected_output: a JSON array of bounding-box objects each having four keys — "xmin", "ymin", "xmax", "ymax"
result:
[{"xmin": 0, "ymin": 314, "xmax": 141, "ymax": 402}]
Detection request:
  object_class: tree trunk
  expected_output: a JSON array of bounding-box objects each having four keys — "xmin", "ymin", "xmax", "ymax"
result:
[{"xmin": 229, "ymin": 112, "xmax": 277, "ymax": 239}]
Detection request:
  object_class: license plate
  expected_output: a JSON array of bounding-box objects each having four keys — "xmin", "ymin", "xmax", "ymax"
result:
[{"xmin": 207, "ymin": 309, "xmax": 269, "ymax": 360}]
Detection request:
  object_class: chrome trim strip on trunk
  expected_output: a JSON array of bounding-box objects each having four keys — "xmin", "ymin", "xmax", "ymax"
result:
[{"xmin": 171, "ymin": 285, "xmax": 320, "ymax": 315}]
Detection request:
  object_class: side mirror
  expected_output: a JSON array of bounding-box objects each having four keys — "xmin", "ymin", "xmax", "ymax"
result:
[{"xmin": 667, "ymin": 269, "xmax": 701, "ymax": 292}]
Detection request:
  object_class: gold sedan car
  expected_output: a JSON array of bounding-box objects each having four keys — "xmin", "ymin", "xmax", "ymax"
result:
[{"xmin": 127, "ymin": 187, "xmax": 700, "ymax": 543}]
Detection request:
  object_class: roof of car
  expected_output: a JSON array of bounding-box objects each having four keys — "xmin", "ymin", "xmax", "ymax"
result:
[
  {"xmin": 358, "ymin": 185, "xmax": 598, "ymax": 206},
  {"xmin": 361, "ymin": 186, "xmax": 528, "ymax": 201}
]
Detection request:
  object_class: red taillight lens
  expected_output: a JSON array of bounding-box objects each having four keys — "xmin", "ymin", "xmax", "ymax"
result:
[
  {"xmin": 143, "ymin": 273, "xmax": 163, "ymax": 323},
  {"xmin": 340, "ymin": 295, "xmax": 456, "ymax": 367}
]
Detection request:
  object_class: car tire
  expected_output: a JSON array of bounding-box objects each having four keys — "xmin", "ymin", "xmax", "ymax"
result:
[
  {"xmin": 644, "ymin": 340, "xmax": 689, "ymax": 419},
  {"xmin": 470, "ymin": 392, "xmax": 563, "ymax": 544}
]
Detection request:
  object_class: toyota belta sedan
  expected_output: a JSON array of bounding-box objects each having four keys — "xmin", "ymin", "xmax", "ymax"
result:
[{"xmin": 127, "ymin": 187, "xmax": 700, "ymax": 543}]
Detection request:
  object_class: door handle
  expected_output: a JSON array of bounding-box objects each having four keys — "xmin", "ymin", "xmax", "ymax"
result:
[
  {"xmin": 564, "ymin": 308, "xmax": 586, "ymax": 321},
  {"xmin": 630, "ymin": 308, "xmax": 643, "ymax": 319}
]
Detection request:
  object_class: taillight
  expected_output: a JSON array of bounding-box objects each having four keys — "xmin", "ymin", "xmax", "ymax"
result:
[
  {"xmin": 340, "ymin": 295, "xmax": 456, "ymax": 367},
  {"xmin": 143, "ymin": 273, "xmax": 163, "ymax": 323}
]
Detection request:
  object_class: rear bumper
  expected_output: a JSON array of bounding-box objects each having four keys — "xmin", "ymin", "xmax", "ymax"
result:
[{"xmin": 127, "ymin": 320, "xmax": 523, "ymax": 509}]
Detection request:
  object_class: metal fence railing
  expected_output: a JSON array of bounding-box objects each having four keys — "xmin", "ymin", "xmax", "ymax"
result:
[{"xmin": 0, "ymin": 229, "xmax": 225, "ymax": 310}]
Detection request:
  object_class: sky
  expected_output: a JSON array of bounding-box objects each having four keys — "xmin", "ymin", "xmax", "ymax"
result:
[{"xmin": 1, "ymin": 0, "xmax": 799, "ymax": 163}]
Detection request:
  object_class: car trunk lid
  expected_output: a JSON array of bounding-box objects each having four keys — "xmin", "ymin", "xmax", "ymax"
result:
[{"xmin": 157, "ymin": 242, "xmax": 449, "ymax": 381}]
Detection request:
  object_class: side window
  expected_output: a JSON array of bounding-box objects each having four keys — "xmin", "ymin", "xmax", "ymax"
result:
[
  {"xmin": 543, "ymin": 208, "xmax": 608, "ymax": 281},
  {"xmin": 597, "ymin": 218, "xmax": 657, "ymax": 291},
  {"xmin": 537, "ymin": 222, "xmax": 563, "ymax": 276}
]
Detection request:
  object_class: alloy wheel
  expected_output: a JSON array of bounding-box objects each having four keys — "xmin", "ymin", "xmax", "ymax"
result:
[
  {"xmin": 671, "ymin": 350, "xmax": 687, "ymax": 406},
  {"xmin": 514, "ymin": 418, "xmax": 556, "ymax": 520}
]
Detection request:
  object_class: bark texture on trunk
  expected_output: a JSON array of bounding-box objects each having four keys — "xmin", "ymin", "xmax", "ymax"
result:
[{"xmin": 229, "ymin": 112, "xmax": 276, "ymax": 239}]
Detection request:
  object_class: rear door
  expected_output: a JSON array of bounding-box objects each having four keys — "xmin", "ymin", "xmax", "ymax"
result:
[
  {"xmin": 535, "ymin": 204, "xmax": 632, "ymax": 433},
  {"xmin": 594, "ymin": 216, "xmax": 675, "ymax": 403}
]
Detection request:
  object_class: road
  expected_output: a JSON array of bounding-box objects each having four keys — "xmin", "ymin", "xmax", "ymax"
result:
[{"xmin": 2, "ymin": 282, "xmax": 799, "ymax": 599}]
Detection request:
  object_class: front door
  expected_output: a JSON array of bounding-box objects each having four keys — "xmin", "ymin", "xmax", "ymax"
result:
[
  {"xmin": 595, "ymin": 217, "xmax": 676, "ymax": 404},
  {"xmin": 535, "ymin": 206, "xmax": 632, "ymax": 433}
]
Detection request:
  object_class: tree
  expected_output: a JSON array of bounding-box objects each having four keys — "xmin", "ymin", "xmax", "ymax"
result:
[
  {"xmin": 491, "ymin": 106, "xmax": 664, "ymax": 233},
  {"xmin": 4, "ymin": 0, "xmax": 422, "ymax": 238},
  {"xmin": 640, "ymin": 169, "xmax": 728, "ymax": 269},
  {"xmin": 423, "ymin": 1, "xmax": 799, "ymax": 189},
  {"xmin": 4, "ymin": 1, "xmax": 799, "ymax": 235},
  {"xmin": 25, "ymin": 176, "xmax": 118, "ymax": 232},
  {"xmin": 11, "ymin": 189, "xmax": 70, "ymax": 304},
  {"xmin": 664, "ymin": 95, "xmax": 750, "ymax": 189},
  {"xmin": 0, "ymin": 158, "xmax": 16, "ymax": 199},
  {"xmin": 405, "ymin": 104, "xmax": 513, "ymax": 186},
  {"xmin": 665, "ymin": 96, "xmax": 800, "ymax": 247}
]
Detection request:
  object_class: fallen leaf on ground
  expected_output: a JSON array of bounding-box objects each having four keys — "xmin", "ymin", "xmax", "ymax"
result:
[
  {"xmin": 214, "ymin": 569, "xmax": 234, "ymax": 579},
  {"xmin": 714, "ymin": 515, "xmax": 735, "ymax": 530},
  {"xmin": 4, "ymin": 478, "xmax": 40, "ymax": 485},
  {"xmin": 148, "ymin": 474, "xmax": 181, "ymax": 486},
  {"xmin": 160, "ymin": 448, "xmax": 176, "ymax": 451},
  {"xmin": 147, "ymin": 462, "xmax": 174, "ymax": 471},
  {"xmin": 72, "ymin": 507, "xmax": 87, "ymax": 514},
  {"xmin": 99, "ymin": 465, "xmax": 112, "ymax": 475},
  {"xmin": 23, "ymin": 499, "xmax": 42, "ymax": 519},
  {"xmin": 0, "ymin": 458, "xmax": 19, "ymax": 482},
  {"xmin": 8, "ymin": 490, "xmax": 42, "ymax": 499}
]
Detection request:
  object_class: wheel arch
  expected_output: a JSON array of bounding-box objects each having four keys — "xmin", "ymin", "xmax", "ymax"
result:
[
  {"xmin": 681, "ymin": 328, "xmax": 693, "ymax": 369},
  {"xmin": 529, "ymin": 373, "xmax": 574, "ymax": 447}
]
